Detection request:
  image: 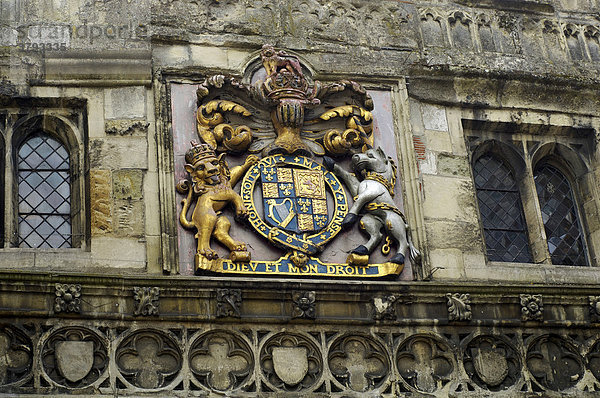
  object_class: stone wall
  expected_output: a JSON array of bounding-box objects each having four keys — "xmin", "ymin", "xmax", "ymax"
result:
[
  {"xmin": 1, "ymin": 0, "xmax": 600, "ymax": 397},
  {"xmin": 1, "ymin": 271, "xmax": 600, "ymax": 397}
]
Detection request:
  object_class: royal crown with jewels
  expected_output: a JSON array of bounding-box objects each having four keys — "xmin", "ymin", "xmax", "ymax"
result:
[{"xmin": 185, "ymin": 140, "xmax": 216, "ymax": 165}]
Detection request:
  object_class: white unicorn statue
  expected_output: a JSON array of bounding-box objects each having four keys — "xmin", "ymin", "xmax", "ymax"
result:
[{"xmin": 324, "ymin": 147, "xmax": 420, "ymax": 267}]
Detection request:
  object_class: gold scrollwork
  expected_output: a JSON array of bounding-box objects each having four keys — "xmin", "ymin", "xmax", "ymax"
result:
[
  {"xmin": 308, "ymin": 105, "xmax": 373, "ymax": 155},
  {"xmin": 196, "ymin": 100, "xmax": 253, "ymax": 153}
]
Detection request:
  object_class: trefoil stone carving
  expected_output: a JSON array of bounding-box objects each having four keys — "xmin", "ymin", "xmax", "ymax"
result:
[
  {"xmin": 216, "ymin": 289, "xmax": 242, "ymax": 318},
  {"xmin": 133, "ymin": 287, "xmax": 160, "ymax": 316},
  {"xmin": 446, "ymin": 293, "xmax": 472, "ymax": 321},
  {"xmin": 189, "ymin": 331, "xmax": 253, "ymax": 391},
  {"xmin": 520, "ymin": 294, "xmax": 543, "ymax": 321},
  {"xmin": 292, "ymin": 291, "xmax": 316, "ymax": 319},
  {"xmin": 54, "ymin": 283, "xmax": 82, "ymax": 313},
  {"xmin": 329, "ymin": 335, "xmax": 389, "ymax": 391}
]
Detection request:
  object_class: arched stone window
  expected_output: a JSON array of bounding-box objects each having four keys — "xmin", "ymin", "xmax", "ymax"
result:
[
  {"xmin": 466, "ymin": 121, "xmax": 598, "ymax": 267},
  {"xmin": 17, "ymin": 133, "xmax": 72, "ymax": 248},
  {"xmin": 473, "ymin": 153, "xmax": 532, "ymax": 262},
  {"xmin": 534, "ymin": 164, "xmax": 587, "ymax": 266},
  {"xmin": 6, "ymin": 113, "xmax": 85, "ymax": 250}
]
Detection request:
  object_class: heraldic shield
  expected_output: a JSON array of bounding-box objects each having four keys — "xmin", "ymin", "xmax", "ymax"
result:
[
  {"xmin": 261, "ymin": 166, "xmax": 328, "ymax": 234},
  {"xmin": 55, "ymin": 341, "xmax": 94, "ymax": 382}
]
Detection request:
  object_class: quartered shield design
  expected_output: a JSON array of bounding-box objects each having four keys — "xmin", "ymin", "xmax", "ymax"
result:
[{"xmin": 261, "ymin": 166, "xmax": 328, "ymax": 233}]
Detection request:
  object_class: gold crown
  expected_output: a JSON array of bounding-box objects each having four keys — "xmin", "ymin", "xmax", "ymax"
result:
[{"xmin": 185, "ymin": 141, "xmax": 216, "ymax": 164}]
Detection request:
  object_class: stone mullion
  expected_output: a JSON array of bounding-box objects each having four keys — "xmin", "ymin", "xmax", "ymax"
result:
[
  {"xmin": 393, "ymin": 82, "xmax": 427, "ymax": 280},
  {"xmin": 253, "ymin": 328, "xmax": 262, "ymax": 394},
  {"xmin": 4, "ymin": 115, "xmax": 15, "ymax": 248},
  {"xmin": 153, "ymin": 75, "xmax": 179, "ymax": 274},
  {"xmin": 582, "ymin": 118, "xmax": 600, "ymax": 267},
  {"xmin": 521, "ymin": 138, "xmax": 551, "ymax": 264}
]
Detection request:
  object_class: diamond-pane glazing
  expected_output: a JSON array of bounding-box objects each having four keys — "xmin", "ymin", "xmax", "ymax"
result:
[
  {"xmin": 474, "ymin": 155, "xmax": 532, "ymax": 262},
  {"xmin": 17, "ymin": 134, "xmax": 71, "ymax": 248},
  {"xmin": 534, "ymin": 165, "xmax": 587, "ymax": 266}
]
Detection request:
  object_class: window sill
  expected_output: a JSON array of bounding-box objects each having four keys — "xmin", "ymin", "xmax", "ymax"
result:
[{"xmin": 462, "ymin": 260, "xmax": 600, "ymax": 285}]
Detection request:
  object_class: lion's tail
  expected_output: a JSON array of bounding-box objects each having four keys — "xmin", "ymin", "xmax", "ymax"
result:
[{"xmin": 179, "ymin": 187, "xmax": 195, "ymax": 230}]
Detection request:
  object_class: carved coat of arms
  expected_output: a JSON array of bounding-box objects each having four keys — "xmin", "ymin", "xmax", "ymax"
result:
[
  {"xmin": 261, "ymin": 166, "xmax": 327, "ymax": 233},
  {"xmin": 175, "ymin": 45, "xmax": 420, "ymax": 278}
]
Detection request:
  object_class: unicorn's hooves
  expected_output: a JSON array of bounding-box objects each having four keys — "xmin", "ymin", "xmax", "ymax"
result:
[
  {"xmin": 352, "ymin": 245, "xmax": 369, "ymax": 255},
  {"xmin": 390, "ymin": 253, "xmax": 405, "ymax": 264},
  {"xmin": 341, "ymin": 213, "xmax": 359, "ymax": 230}
]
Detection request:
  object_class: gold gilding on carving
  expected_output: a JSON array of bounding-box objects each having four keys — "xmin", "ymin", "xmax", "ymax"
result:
[
  {"xmin": 177, "ymin": 142, "xmax": 258, "ymax": 273},
  {"xmin": 196, "ymin": 100, "xmax": 253, "ymax": 152},
  {"xmin": 175, "ymin": 45, "xmax": 415, "ymax": 278}
]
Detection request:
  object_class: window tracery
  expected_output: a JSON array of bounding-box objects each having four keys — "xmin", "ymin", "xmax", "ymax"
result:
[
  {"xmin": 466, "ymin": 123, "xmax": 595, "ymax": 267},
  {"xmin": 17, "ymin": 133, "xmax": 72, "ymax": 248},
  {"xmin": 473, "ymin": 154, "xmax": 532, "ymax": 262}
]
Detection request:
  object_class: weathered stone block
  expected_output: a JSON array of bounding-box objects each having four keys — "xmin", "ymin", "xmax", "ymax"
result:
[
  {"xmin": 422, "ymin": 103, "xmax": 448, "ymax": 132},
  {"xmin": 437, "ymin": 154, "xmax": 471, "ymax": 177},
  {"xmin": 90, "ymin": 137, "xmax": 148, "ymax": 169},
  {"xmin": 104, "ymin": 86, "xmax": 146, "ymax": 119},
  {"xmin": 422, "ymin": 175, "xmax": 478, "ymax": 222},
  {"xmin": 426, "ymin": 220, "xmax": 483, "ymax": 252},
  {"xmin": 90, "ymin": 169, "xmax": 113, "ymax": 235},
  {"xmin": 113, "ymin": 169, "xmax": 143, "ymax": 200},
  {"xmin": 91, "ymin": 237, "xmax": 146, "ymax": 269},
  {"xmin": 424, "ymin": 130, "xmax": 452, "ymax": 153},
  {"xmin": 113, "ymin": 199, "xmax": 145, "ymax": 237},
  {"xmin": 105, "ymin": 119, "xmax": 149, "ymax": 136}
]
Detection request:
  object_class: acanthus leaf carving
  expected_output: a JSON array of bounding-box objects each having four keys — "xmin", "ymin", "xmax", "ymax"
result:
[
  {"xmin": 133, "ymin": 287, "xmax": 160, "ymax": 316},
  {"xmin": 193, "ymin": 45, "xmax": 374, "ymax": 158},
  {"xmin": 446, "ymin": 293, "xmax": 472, "ymax": 321},
  {"xmin": 372, "ymin": 294, "xmax": 397, "ymax": 321},
  {"xmin": 216, "ymin": 288, "xmax": 242, "ymax": 318}
]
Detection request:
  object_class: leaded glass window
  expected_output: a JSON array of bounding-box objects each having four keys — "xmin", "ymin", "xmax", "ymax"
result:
[
  {"xmin": 534, "ymin": 165, "xmax": 587, "ymax": 266},
  {"xmin": 17, "ymin": 134, "xmax": 71, "ymax": 248},
  {"xmin": 473, "ymin": 154, "xmax": 532, "ymax": 262}
]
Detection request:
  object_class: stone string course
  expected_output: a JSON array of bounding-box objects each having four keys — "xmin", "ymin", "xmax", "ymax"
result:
[{"xmin": 0, "ymin": 273, "xmax": 599, "ymax": 396}]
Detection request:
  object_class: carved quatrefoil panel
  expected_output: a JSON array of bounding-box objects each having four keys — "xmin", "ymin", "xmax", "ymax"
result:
[
  {"xmin": 40, "ymin": 327, "xmax": 108, "ymax": 388},
  {"xmin": 396, "ymin": 334, "xmax": 455, "ymax": 393},
  {"xmin": 526, "ymin": 334, "xmax": 583, "ymax": 391},
  {"xmin": 189, "ymin": 330, "xmax": 253, "ymax": 392},
  {"xmin": 116, "ymin": 330, "xmax": 182, "ymax": 390},
  {"xmin": 328, "ymin": 334, "xmax": 390, "ymax": 392},
  {"xmin": 463, "ymin": 334, "xmax": 521, "ymax": 391},
  {"xmin": 586, "ymin": 339, "xmax": 600, "ymax": 384},
  {"xmin": 260, "ymin": 333, "xmax": 322, "ymax": 392},
  {"xmin": 0, "ymin": 325, "xmax": 32, "ymax": 387}
]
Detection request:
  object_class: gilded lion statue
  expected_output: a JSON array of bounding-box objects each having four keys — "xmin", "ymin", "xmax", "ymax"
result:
[{"xmin": 177, "ymin": 141, "xmax": 258, "ymax": 273}]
